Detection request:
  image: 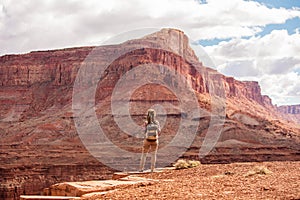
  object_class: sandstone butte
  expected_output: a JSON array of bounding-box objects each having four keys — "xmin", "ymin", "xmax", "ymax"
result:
[{"xmin": 0, "ymin": 28, "xmax": 299, "ymax": 200}]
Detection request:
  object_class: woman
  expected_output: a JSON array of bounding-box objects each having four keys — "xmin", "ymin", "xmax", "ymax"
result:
[{"xmin": 139, "ymin": 109, "xmax": 161, "ymax": 172}]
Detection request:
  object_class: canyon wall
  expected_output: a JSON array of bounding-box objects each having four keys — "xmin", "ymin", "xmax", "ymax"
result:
[
  {"xmin": 278, "ymin": 105, "xmax": 300, "ymax": 114},
  {"xmin": 0, "ymin": 28, "xmax": 299, "ymax": 199},
  {"xmin": 277, "ymin": 105, "xmax": 300, "ymax": 124}
]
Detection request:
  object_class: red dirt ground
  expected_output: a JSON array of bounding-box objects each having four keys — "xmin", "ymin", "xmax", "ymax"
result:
[{"xmin": 99, "ymin": 161, "xmax": 300, "ymax": 200}]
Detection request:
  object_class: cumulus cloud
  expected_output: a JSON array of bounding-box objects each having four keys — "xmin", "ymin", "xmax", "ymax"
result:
[
  {"xmin": 1, "ymin": 0, "xmax": 300, "ymax": 55},
  {"xmin": 217, "ymin": 59, "xmax": 259, "ymax": 77},
  {"xmin": 260, "ymin": 57, "xmax": 300, "ymax": 74},
  {"xmin": 205, "ymin": 29, "xmax": 300, "ymax": 105},
  {"xmin": 259, "ymin": 72, "xmax": 300, "ymax": 105}
]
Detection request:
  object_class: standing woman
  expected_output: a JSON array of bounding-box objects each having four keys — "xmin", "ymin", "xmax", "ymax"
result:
[{"xmin": 139, "ymin": 109, "xmax": 161, "ymax": 172}]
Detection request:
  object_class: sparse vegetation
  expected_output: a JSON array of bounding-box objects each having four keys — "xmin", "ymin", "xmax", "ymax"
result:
[
  {"xmin": 245, "ymin": 166, "xmax": 273, "ymax": 177},
  {"xmin": 173, "ymin": 159, "xmax": 200, "ymax": 169}
]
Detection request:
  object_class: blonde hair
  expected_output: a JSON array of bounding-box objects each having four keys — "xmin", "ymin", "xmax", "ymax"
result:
[{"xmin": 146, "ymin": 109, "xmax": 156, "ymax": 124}]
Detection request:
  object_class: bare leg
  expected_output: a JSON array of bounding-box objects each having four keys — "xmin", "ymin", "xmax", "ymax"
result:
[
  {"xmin": 150, "ymin": 141, "xmax": 158, "ymax": 172},
  {"xmin": 139, "ymin": 152, "xmax": 146, "ymax": 172},
  {"xmin": 150, "ymin": 152, "xmax": 156, "ymax": 172},
  {"xmin": 139, "ymin": 140, "xmax": 150, "ymax": 172}
]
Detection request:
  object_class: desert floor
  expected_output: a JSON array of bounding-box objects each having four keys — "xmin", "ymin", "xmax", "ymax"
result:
[{"xmin": 100, "ymin": 161, "xmax": 299, "ymax": 200}]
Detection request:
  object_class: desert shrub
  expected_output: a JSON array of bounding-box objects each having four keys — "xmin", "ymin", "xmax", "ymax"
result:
[
  {"xmin": 174, "ymin": 159, "xmax": 189, "ymax": 169},
  {"xmin": 245, "ymin": 166, "xmax": 273, "ymax": 177},
  {"xmin": 173, "ymin": 159, "xmax": 200, "ymax": 170},
  {"xmin": 187, "ymin": 160, "xmax": 200, "ymax": 168}
]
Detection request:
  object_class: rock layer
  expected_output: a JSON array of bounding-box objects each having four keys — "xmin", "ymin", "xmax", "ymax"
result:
[
  {"xmin": 0, "ymin": 28, "xmax": 299, "ymax": 199},
  {"xmin": 277, "ymin": 105, "xmax": 300, "ymax": 124}
]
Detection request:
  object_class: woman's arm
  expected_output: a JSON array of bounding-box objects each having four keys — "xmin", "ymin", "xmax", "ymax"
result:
[{"xmin": 155, "ymin": 120, "xmax": 161, "ymax": 136}]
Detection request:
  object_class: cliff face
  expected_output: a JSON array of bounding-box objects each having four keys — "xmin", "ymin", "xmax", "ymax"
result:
[
  {"xmin": 277, "ymin": 105, "xmax": 300, "ymax": 124},
  {"xmin": 0, "ymin": 29, "xmax": 276, "ymax": 116},
  {"xmin": 278, "ymin": 105, "xmax": 300, "ymax": 114},
  {"xmin": 0, "ymin": 28, "xmax": 299, "ymax": 199},
  {"xmin": 0, "ymin": 47, "xmax": 93, "ymax": 122},
  {"xmin": 223, "ymin": 77, "xmax": 273, "ymax": 106},
  {"xmin": 0, "ymin": 49, "xmax": 274, "ymax": 122},
  {"xmin": 0, "ymin": 47, "xmax": 92, "ymax": 86}
]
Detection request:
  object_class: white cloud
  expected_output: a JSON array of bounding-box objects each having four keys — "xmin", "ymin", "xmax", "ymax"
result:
[
  {"xmin": 217, "ymin": 59, "xmax": 259, "ymax": 77},
  {"xmin": 187, "ymin": 0, "xmax": 300, "ymax": 39},
  {"xmin": 1, "ymin": 0, "xmax": 300, "ymax": 55},
  {"xmin": 260, "ymin": 57, "xmax": 300, "ymax": 74},
  {"xmin": 206, "ymin": 30, "xmax": 300, "ymax": 61},
  {"xmin": 205, "ymin": 29, "xmax": 300, "ymax": 105},
  {"xmin": 259, "ymin": 72, "xmax": 300, "ymax": 105}
]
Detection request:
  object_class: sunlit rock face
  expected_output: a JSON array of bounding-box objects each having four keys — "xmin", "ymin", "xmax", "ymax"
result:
[{"xmin": 0, "ymin": 28, "xmax": 299, "ymax": 199}]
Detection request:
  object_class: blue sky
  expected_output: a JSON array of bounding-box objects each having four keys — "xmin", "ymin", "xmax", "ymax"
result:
[
  {"xmin": 199, "ymin": 0, "xmax": 300, "ymax": 46},
  {"xmin": 199, "ymin": 16, "xmax": 300, "ymax": 46},
  {"xmin": 251, "ymin": 0, "xmax": 300, "ymax": 9}
]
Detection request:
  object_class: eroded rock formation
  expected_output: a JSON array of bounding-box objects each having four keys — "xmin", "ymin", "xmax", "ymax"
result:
[{"xmin": 0, "ymin": 28, "xmax": 299, "ymax": 199}]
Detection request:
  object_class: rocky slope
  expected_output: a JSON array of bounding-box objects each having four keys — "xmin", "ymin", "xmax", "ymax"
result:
[{"xmin": 0, "ymin": 28, "xmax": 299, "ymax": 199}]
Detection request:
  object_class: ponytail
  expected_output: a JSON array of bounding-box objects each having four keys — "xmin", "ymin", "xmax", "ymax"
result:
[{"xmin": 146, "ymin": 109, "xmax": 156, "ymax": 124}]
